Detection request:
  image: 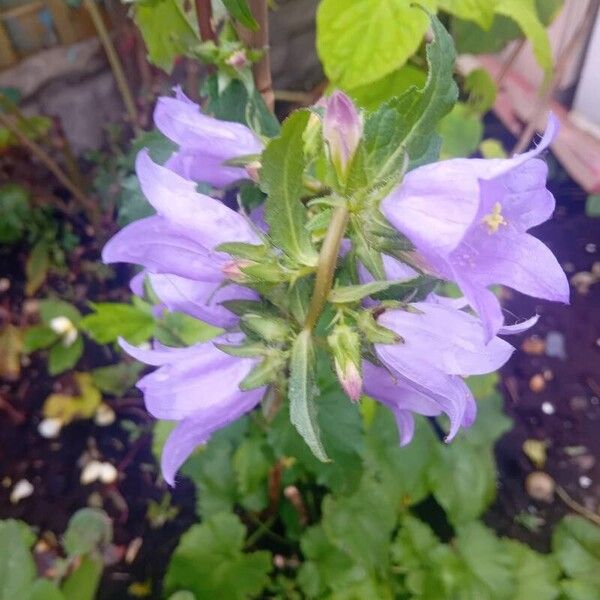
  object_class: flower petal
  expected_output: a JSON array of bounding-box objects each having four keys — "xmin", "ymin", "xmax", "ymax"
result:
[
  {"xmin": 165, "ymin": 150, "xmax": 248, "ymax": 188},
  {"xmin": 498, "ymin": 314, "xmax": 539, "ymax": 335},
  {"xmin": 135, "ymin": 150, "xmax": 261, "ymax": 249},
  {"xmin": 102, "ymin": 216, "xmax": 224, "ymax": 281}
]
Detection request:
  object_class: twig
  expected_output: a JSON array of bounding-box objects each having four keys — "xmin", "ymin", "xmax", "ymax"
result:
[
  {"xmin": 273, "ymin": 89, "xmax": 314, "ymax": 105},
  {"xmin": 237, "ymin": 0, "xmax": 274, "ymax": 111},
  {"xmin": 83, "ymin": 0, "xmax": 140, "ymax": 133},
  {"xmin": 495, "ymin": 39, "xmax": 525, "ymax": 87},
  {"xmin": 0, "ymin": 112, "xmax": 99, "ymax": 221},
  {"xmin": 195, "ymin": 0, "xmax": 216, "ymax": 42},
  {"xmin": 556, "ymin": 484, "xmax": 600, "ymax": 528},
  {"xmin": 283, "ymin": 485, "xmax": 309, "ymax": 526}
]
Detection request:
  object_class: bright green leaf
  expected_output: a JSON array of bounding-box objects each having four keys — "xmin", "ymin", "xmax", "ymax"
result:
[
  {"xmin": 439, "ymin": 102, "xmax": 483, "ymax": 159},
  {"xmin": 25, "ymin": 240, "xmax": 50, "ymax": 296},
  {"xmin": 23, "ymin": 325, "xmax": 59, "ymax": 353},
  {"xmin": 222, "ymin": 0, "xmax": 258, "ymax": 30},
  {"xmin": 0, "ymin": 520, "xmax": 36, "ymax": 600},
  {"xmin": 79, "ymin": 302, "xmax": 155, "ymax": 345},
  {"xmin": 27, "ymin": 580, "xmax": 66, "ymax": 600},
  {"xmin": 39, "ymin": 299, "xmax": 81, "ymax": 325},
  {"xmin": 438, "ymin": 0, "xmax": 495, "ymax": 28},
  {"xmin": 61, "ymin": 556, "xmax": 103, "ymax": 600},
  {"xmin": 48, "ymin": 336, "xmax": 84, "ymax": 376}
]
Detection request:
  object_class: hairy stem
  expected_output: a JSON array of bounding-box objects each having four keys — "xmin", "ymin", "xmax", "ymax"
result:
[
  {"xmin": 303, "ymin": 205, "xmax": 349, "ymax": 332},
  {"xmin": 84, "ymin": 0, "xmax": 139, "ymax": 133},
  {"xmin": 195, "ymin": 0, "xmax": 216, "ymax": 42}
]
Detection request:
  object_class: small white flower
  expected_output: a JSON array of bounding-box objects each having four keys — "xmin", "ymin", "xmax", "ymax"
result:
[
  {"xmin": 49, "ymin": 316, "xmax": 78, "ymax": 347},
  {"xmin": 38, "ymin": 417, "xmax": 63, "ymax": 439},
  {"xmin": 95, "ymin": 404, "xmax": 116, "ymax": 427},
  {"xmin": 10, "ymin": 479, "xmax": 34, "ymax": 504}
]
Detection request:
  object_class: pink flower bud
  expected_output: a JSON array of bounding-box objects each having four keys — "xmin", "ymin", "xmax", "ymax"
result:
[
  {"xmin": 322, "ymin": 91, "xmax": 362, "ymax": 182},
  {"xmin": 335, "ymin": 359, "xmax": 363, "ymax": 403},
  {"xmin": 226, "ymin": 50, "xmax": 250, "ymax": 71},
  {"xmin": 222, "ymin": 259, "xmax": 253, "ymax": 282}
]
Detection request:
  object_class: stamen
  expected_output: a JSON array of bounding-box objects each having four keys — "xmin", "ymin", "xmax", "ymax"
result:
[{"xmin": 482, "ymin": 202, "xmax": 507, "ymax": 234}]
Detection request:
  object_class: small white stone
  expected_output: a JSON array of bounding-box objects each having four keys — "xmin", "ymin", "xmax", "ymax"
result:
[
  {"xmin": 98, "ymin": 463, "xmax": 118, "ymax": 484},
  {"xmin": 0, "ymin": 278, "xmax": 10, "ymax": 293},
  {"xmin": 579, "ymin": 475, "xmax": 593, "ymax": 489},
  {"xmin": 38, "ymin": 417, "xmax": 63, "ymax": 439},
  {"xmin": 80, "ymin": 461, "xmax": 104, "ymax": 485},
  {"xmin": 49, "ymin": 316, "xmax": 78, "ymax": 347},
  {"xmin": 94, "ymin": 404, "xmax": 116, "ymax": 427},
  {"xmin": 10, "ymin": 479, "xmax": 34, "ymax": 504},
  {"xmin": 541, "ymin": 402, "xmax": 555, "ymax": 415}
]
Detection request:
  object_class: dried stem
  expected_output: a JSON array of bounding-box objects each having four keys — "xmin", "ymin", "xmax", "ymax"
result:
[
  {"xmin": 556, "ymin": 485, "xmax": 600, "ymax": 528},
  {"xmin": 195, "ymin": 0, "xmax": 216, "ymax": 42},
  {"xmin": 303, "ymin": 205, "xmax": 349, "ymax": 332},
  {"xmin": 0, "ymin": 112, "xmax": 99, "ymax": 222},
  {"xmin": 84, "ymin": 0, "xmax": 139, "ymax": 133},
  {"xmin": 238, "ymin": 0, "xmax": 274, "ymax": 111}
]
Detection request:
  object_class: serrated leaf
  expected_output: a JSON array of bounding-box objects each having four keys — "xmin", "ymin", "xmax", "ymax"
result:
[
  {"xmin": 316, "ymin": 0, "xmax": 436, "ymax": 90},
  {"xmin": 288, "ymin": 330, "xmax": 328, "ymax": 462},
  {"xmin": 232, "ymin": 436, "xmax": 271, "ymax": 511},
  {"xmin": 165, "ymin": 513, "xmax": 271, "ymax": 600},
  {"xmin": 156, "ymin": 312, "xmax": 221, "ymax": 346},
  {"xmin": 48, "ymin": 335, "xmax": 83, "ymax": 375},
  {"xmin": 91, "ymin": 362, "xmax": 144, "ymax": 397},
  {"xmin": 261, "ymin": 111, "xmax": 318, "ymax": 266},
  {"xmin": 222, "ymin": 0, "xmax": 258, "ymax": 30},
  {"xmin": 79, "ymin": 303, "xmax": 155, "ymax": 345}
]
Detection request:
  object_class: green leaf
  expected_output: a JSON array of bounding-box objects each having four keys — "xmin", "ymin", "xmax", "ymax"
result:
[
  {"xmin": 39, "ymin": 299, "xmax": 81, "ymax": 325},
  {"xmin": 27, "ymin": 580, "xmax": 66, "ymax": 600},
  {"xmin": 453, "ymin": 522, "xmax": 516, "ymax": 599},
  {"xmin": 464, "ymin": 68, "xmax": 498, "ymax": 113},
  {"xmin": 438, "ymin": 0, "xmax": 495, "ymax": 28},
  {"xmin": 348, "ymin": 64, "xmax": 426, "ymax": 112},
  {"xmin": 0, "ymin": 520, "xmax": 36, "ymax": 600},
  {"xmin": 232, "ymin": 435, "xmax": 272, "ymax": 511},
  {"xmin": 61, "ymin": 556, "xmax": 103, "ymax": 600},
  {"xmin": 316, "ymin": 0, "xmax": 436, "ymax": 90},
  {"xmin": 79, "ymin": 302, "xmax": 155, "ymax": 345},
  {"xmin": 479, "ymin": 138, "xmax": 507, "ymax": 158},
  {"xmin": 91, "ymin": 362, "xmax": 144, "ymax": 397},
  {"xmin": 222, "ymin": 0, "xmax": 258, "ymax": 30},
  {"xmin": 428, "ymin": 435, "xmax": 496, "ymax": 525},
  {"xmin": 156, "ymin": 312, "xmax": 222, "ymax": 346},
  {"xmin": 116, "ymin": 175, "xmax": 155, "ymax": 226},
  {"xmin": 495, "ymin": 0, "xmax": 553, "ymax": 74},
  {"xmin": 261, "ymin": 111, "xmax": 318, "ymax": 266},
  {"xmin": 23, "ymin": 325, "xmax": 58, "ymax": 353},
  {"xmin": 329, "ymin": 279, "xmax": 409, "ymax": 303},
  {"xmin": 321, "ymin": 475, "xmax": 396, "ymax": 573},
  {"xmin": 0, "ymin": 183, "xmax": 30, "ymax": 244},
  {"xmin": 63, "ymin": 508, "xmax": 112, "ymax": 557},
  {"xmin": 134, "ymin": 0, "xmax": 199, "ymax": 72},
  {"xmin": 167, "ymin": 593, "xmax": 195, "ymax": 600},
  {"xmin": 439, "ymin": 102, "xmax": 483, "ymax": 158},
  {"xmin": 165, "ymin": 513, "xmax": 271, "ymax": 600},
  {"xmin": 552, "ymin": 515, "xmax": 600, "ymax": 587},
  {"xmin": 288, "ymin": 330, "xmax": 328, "ymax": 462},
  {"xmin": 48, "ymin": 336, "xmax": 84, "ymax": 375},
  {"xmin": 25, "ymin": 239, "xmax": 50, "ymax": 296},
  {"xmin": 504, "ymin": 539, "xmax": 560, "ymax": 600},
  {"xmin": 585, "ymin": 194, "xmax": 600, "ymax": 217}
]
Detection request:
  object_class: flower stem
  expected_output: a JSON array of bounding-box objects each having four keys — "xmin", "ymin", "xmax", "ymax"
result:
[{"xmin": 303, "ymin": 205, "xmax": 349, "ymax": 332}]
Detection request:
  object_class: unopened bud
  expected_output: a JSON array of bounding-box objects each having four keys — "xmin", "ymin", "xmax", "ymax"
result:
[
  {"xmin": 222, "ymin": 259, "xmax": 253, "ymax": 283},
  {"xmin": 322, "ymin": 91, "xmax": 362, "ymax": 184},
  {"xmin": 226, "ymin": 49, "xmax": 250, "ymax": 70},
  {"xmin": 245, "ymin": 160, "xmax": 261, "ymax": 182},
  {"xmin": 327, "ymin": 324, "xmax": 362, "ymax": 401}
]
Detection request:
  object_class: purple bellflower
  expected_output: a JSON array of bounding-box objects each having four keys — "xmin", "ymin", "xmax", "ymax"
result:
[
  {"xmin": 154, "ymin": 87, "xmax": 264, "ymax": 187},
  {"xmin": 381, "ymin": 114, "xmax": 569, "ymax": 341},
  {"xmin": 103, "ymin": 150, "xmax": 261, "ymax": 328},
  {"xmin": 364, "ymin": 302, "xmax": 515, "ymax": 443},
  {"xmin": 120, "ymin": 334, "xmax": 265, "ymax": 486}
]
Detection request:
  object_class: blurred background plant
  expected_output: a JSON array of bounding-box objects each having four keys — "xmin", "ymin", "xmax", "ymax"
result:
[{"xmin": 0, "ymin": 0, "xmax": 599, "ymax": 598}]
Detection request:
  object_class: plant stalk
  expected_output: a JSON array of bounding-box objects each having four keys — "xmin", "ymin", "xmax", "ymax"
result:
[
  {"xmin": 237, "ymin": 0, "xmax": 274, "ymax": 111},
  {"xmin": 303, "ymin": 205, "xmax": 349, "ymax": 332},
  {"xmin": 84, "ymin": 0, "xmax": 139, "ymax": 133}
]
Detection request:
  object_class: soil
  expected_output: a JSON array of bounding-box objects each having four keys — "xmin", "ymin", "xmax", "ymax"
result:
[{"xmin": 0, "ymin": 126, "xmax": 599, "ymax": 598}]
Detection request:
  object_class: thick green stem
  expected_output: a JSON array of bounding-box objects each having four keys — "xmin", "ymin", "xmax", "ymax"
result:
[{"xmin": 303, "ymin": 205, "xmax": 349, "ymax": 332}]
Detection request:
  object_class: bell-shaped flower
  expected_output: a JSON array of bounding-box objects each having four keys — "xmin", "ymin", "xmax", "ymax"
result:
[
  {"xmin": 364, "ymin": 302, "xmax": 514, "ymax": 443},
  {"xmin": 381, "ymin": 114, "xmax": 569, "ymax": 340},
  {"xmin": 154, "ymin": 87, "xmax": 264, "ymax": 187},
  {"xmin": 120, "ymin": 333, "xmax": 265, "ymax": 485},
  {"xmin": 103, "ymin": 150, "xmax": 261, "ymax": 327},
  {"xmin": 323, "ymin": 91, "xmax": 362, "ymax": 182}
]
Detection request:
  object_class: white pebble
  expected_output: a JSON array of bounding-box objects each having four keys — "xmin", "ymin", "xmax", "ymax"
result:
[
  {"xmin": 585, "ymin": 243, "xmax": 596, "ymax": 254},
  {"xmin": 98, "ymin": 463, "xmax": 118, "ymax": 484},
  {"xmin": 10, "ymin": 479, "xmax": 34, "ymax": 504},
  {"xmin": 38, "ymin": 417, "xmax": 63, "ymax": 439},
  {"xmin": 80, "ymin": 460, "xmax": 118, "ymax": 485},
  {"xmin": 579, "ymin": 475, "xmax": 592, "ymax": 489},
  {"xmin": 541, "ymin": 402, "xmax": 555, "ymax": 415},
  {"xmin": 94, "ymin": 404, "xmax": 116, "ymax": 427}
]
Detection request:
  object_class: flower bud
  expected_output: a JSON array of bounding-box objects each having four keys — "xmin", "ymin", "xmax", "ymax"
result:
[
  {"xmin": 226, "ymin": 49, "xmax": 250, "ymax": 71},
  {"xmin": 327, "ymin": 324, "xmax": 362, "ymax": 402},
  {"xmin": 322, "ymin": 91, "xmax": 362, "ymax": 184}
]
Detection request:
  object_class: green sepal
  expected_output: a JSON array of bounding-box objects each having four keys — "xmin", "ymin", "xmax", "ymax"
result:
[
  {"xmin": 215, "ymin": 341, "xmax": 268, "ymax": 358},
  {"xmin": 329, "ymin": 279, "xmax": 411, "ymax": 304},
  {"xmin": 240, "ymin": 313, "xmax": 291, "ymax": 343},
  {"xmin": 241, "ymin": 262, "xmax": 287, "ymax": 283},
  {"xmin": 356, "ymin": 311, "xmax": 402, "ymax": 345},
  {"xmin": 239, "ymin": 354, "xmax": 286, "ymax": 390},
  {"xmin": 216, "ymin": 242, "xmax": 269, "ymax": 261}
]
